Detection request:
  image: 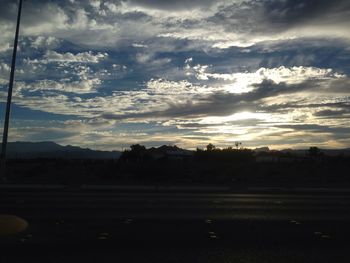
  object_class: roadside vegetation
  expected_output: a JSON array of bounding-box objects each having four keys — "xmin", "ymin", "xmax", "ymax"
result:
[{"xmin": 4, "ymin": 144, "xmax": 350, "ymax": 188}]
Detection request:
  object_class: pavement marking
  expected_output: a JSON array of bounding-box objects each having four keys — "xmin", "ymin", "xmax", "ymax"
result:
[
  {"xmin": 124, "ymin": 218, "xmax": 133, "ymax": 224},
  {"xmin": 289, "ymin": 219, "xmax": 302, "ymax": 225},
  {"xmin": 55, "ymin": 220, "xmax": 65, "ymax": 225}
]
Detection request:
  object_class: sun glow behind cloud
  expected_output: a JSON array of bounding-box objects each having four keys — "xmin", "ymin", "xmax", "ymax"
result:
[{"xmin": 200, "ymin": 112, "xmax": 269, "ymax": 125}]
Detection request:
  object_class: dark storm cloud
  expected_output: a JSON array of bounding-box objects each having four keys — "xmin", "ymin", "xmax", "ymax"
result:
[
  {"xmin": 102, "ymin": 73, "xmax": 350, "ymax": 123},
  {"xmin": 11, "ymin": 126, "xmax": 77, "ymax": 141},
  {"xmin": 275, "ymin": 124, "xmax": 350, "ymax": 135},
  {"xmin": 264, "ymin": 0, "xmax": 350, "ymax": 27},
  {"xmin": 261, "ymin": 101, "xmax": 350, "ymax": 114},
  {"xmin": 178, "ymin": 118, "xmax": 263, "ymax": 129},
  {"xmin": 101, "ymin": 80, "xmax": 314, "ymax": 121},
  {"xmin": 123, "ymin": 0, "xmax": 215, "ymax": 10},
  {"xmin": 314, "ymin": 109, "xmax": 350, "ymax": 118},
  {"xmin": 0, "ymin": 0, "xmax": 71, "ymax": 35},
  {"xmin": 255, "ymin": 39, "xmax": 350, "ymax": 73},
  {"xmin": 102, "ymin": 97, "xmax": 253, "ymax": 121},
  {"xmin": 0, "ymin": 1, "xmax": 18, "ymax": 20},
  {"xmin": 210, "ymin": 0, "xmax": 350, "ymax": 41},
  {"xmin": 0, "ymin": 0, "xmax": 68, "ymax": 18}
]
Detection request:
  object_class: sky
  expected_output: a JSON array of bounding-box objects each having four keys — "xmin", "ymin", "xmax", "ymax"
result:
[{"xmin": 0, "ymin": 0, "xmax": 350, "ymax": 150}]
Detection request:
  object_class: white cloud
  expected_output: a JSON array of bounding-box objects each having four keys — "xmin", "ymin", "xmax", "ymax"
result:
[
  {"xmin": 30, "ymin": 36, "xmax": 61, "ymax": 49},
  {"xmin": 187, "ymin": 65, "xmax": 345, "ymax": 93},
  {"xmin": 0, "ymin": 62, "xmax": 10, "ymax": 75},
  {"xmin": 17, "ymin": 78, "xmax": 101, "ymax": 94},
  {"xmin": 90, "ymin": 0, "xmax": 101, "ymax": 10},
  {"xmin": 6, "ymin": 65, "xmax": 347, "ymax": 121},
  {"xmin": 132, "ymin": 43, "xmax": 148, "ymax": 48},
  {"xmin": 0, "ymin": 62, "xmax": 10, "ymax": 85},
  {"xmin": 0, "ymin": 21, "xmax": 14, "ymax": 52},
  {"xmin": 104, "ymin": 2, "xmax": 119, "ymax": 13},
  {"xmin": 146, "ymin": 78, "xmax": 210, "ymax": 96},
  {"xmin": 43, "ymin": 50, "xmax": 108, "ymax": 63}
]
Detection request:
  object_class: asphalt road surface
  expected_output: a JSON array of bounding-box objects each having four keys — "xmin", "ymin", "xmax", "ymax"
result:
[{"xmin": 1, "ymin": 187, "xmax": 350, "ymax": 262}]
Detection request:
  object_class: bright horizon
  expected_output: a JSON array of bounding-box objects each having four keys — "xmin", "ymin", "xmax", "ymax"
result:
[
  {"xmin": 1, "ymin": 0, "xmax": 350, "ymax": 151},
  {"xmin": 3, "ymin": 140, "xmax": 349, "ymax": 153}
]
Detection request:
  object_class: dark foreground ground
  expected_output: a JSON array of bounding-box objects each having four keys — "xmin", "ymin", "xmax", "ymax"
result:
[
  {"xmin": 6, "ymin": 157, "xmax": 350, "ymax": 188},
  {"xmin": 1, "ymin": 187, "xmax": 350, "ymax": 262}
]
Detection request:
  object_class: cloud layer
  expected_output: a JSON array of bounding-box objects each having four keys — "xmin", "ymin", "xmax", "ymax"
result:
[{"xmin": 0, "ymin": 0, "xmax": 349, "ymax": 150}]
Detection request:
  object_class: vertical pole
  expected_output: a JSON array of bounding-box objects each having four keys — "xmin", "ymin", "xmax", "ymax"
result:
[{"xmin": 1, "ymin": 0, "xmax": 23, "ymax": 181}]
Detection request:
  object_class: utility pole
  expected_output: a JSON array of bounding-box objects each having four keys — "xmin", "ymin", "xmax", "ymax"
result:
[{"xmin": 1, "ymin": 0, "xmax": 23, "ymax": 181}]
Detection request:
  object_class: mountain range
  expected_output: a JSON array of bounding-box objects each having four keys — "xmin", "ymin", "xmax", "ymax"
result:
[
  {"xmin": 1, "ymin": 141, "xmax": 121, "ymax": 159},
  {"xmin": 1, "ymin": 141, "xmax": 349, "ymax": 159}
]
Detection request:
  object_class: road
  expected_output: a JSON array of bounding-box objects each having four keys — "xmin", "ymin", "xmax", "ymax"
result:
[{"xmin": 1, "ymin": 187, "xmax": 350, "ymax": 262}]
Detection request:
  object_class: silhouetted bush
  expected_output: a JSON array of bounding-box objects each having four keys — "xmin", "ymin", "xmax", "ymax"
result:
[{"xmin": 195, "ymin": 147, "xmax": 254, "ymax": 163}]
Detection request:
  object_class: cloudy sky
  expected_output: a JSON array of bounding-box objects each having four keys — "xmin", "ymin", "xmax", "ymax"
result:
[{"xmin": 0, "ymin": 0, "xmax": 350, "ymax": 150}]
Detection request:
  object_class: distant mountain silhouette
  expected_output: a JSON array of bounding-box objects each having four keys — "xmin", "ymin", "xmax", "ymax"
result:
[
  {"xmin": 1, "ymin": 141, "xmax": 121, "ymax": 159},
  {"xmin": 2, "ymin": 141, "xmax": 349, "ymax": 160},
  {"xmin": 274, "ymin": 148, "xmax": 350, "ymax": 156}
]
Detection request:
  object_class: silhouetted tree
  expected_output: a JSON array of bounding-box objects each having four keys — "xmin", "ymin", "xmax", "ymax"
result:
[
  {"xmin": 206, "ymin": 143, "xmax": 216, "ymax": 151},
  {"xmin": 235, "ymin": 141, "xmax": 242, "ymax": 149},
  {"xmin": 308, "ymin": 147, "xmax": 322, "ymax": 157},
  {"xmin": 130, "ymin": 144, "xmax": 146, "ymax": 153},
  {"xmin": 120, "ymin": 144, "xmax": 147, "ymax": 162}
]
